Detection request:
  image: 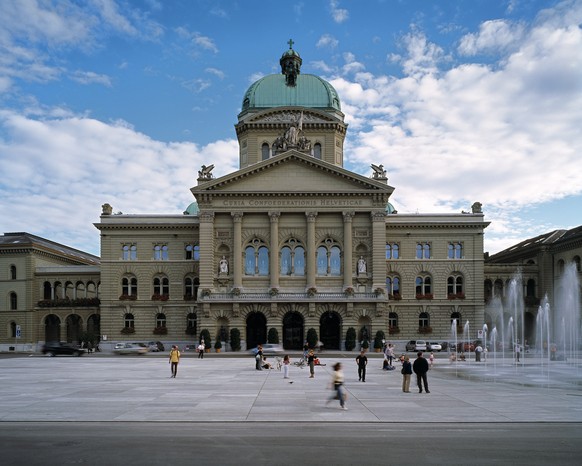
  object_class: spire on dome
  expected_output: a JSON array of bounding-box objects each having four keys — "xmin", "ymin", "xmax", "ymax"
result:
[{"xmin": 280, "ymin": 39, "xmax": 302, "ymax": 86}]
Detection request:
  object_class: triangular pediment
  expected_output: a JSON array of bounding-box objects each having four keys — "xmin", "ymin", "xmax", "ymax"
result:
[{"xmin": 191, "ymin": 151, "xmax": 394, "ymax": 197}]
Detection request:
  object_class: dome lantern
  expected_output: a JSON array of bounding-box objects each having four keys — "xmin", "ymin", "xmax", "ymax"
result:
[{"xmin": 280, "ymin": 39, "xmax": 302, "ymax": 87}]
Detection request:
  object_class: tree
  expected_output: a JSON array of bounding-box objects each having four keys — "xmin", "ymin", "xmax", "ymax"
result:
[
  {"xmin": 345, "ymin": 327, "xmax": 356, "ymax": 351},
  {"xmin": 267, "ymin": 327, "xmax": 279, "ymax": 344},
  {"xmin": 230, "ymin": 328, "xmax": 241, "ymax": 351},
  {"xmin": 200, "ymin": 329, "xmax": 211, "ymax": 350},
  {"xmin": 374, "ymin": 330, "xmax": 386, "ymax": 350},
  {"xmin": 306, "ymin": 328, "xmax": 318, "ymax": 349}
]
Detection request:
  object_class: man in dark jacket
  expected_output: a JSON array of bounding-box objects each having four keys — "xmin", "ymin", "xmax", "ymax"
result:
[{"xmin": 412, "ymin": 351, "xmax": 430, "ymax": 393}]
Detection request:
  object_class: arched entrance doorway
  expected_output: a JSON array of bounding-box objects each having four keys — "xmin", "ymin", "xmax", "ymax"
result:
[
  {"xmin": 283, "ymin": 312, "xmax": 304, "ymax": 350},
  {"xmin": 320, "ymin": 311, "xmax": 341, "ymax": 350},
  {"xmin": 45, "ymin": 314, "xmax": 60, "ymax": 342},
  {"xmin": 87, "ymin": 314, "xmax": 100, "ymax": 337},
  {"xmin": 246, "ymin": 312, "xmax": 267, "ymax": 349},
  {"xmin": 66, "ymin": 314, "xmax": 82, "ymax": 343},
  {"xmin": 524, "ymin": 311, "xmax": 535, "ymax": 346}
]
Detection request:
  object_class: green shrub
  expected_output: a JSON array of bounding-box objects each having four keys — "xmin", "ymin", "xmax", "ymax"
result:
[
  {"xmin": 200, "ymin": 329, "xmax": 211, "ymax": 349},
  {"xmin": 267, "ymin": 327, "xmax": 279, "ymax": 344},
  {"xmin": 230, "ymin": 328, "xmax": 241, "ymax": 351},
  {"xmin": 345, "ymin": 327, "xmax": 356, "ymax": 351},
  {"xmin": 374, "ymin": 330, "xmax": 386, "ymax": 349},
  {"xmin": 306, "ymin": 328, "xmax": 318, "ymax": 349}
]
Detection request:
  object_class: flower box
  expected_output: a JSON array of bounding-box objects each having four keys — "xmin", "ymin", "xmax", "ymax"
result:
[
  {"xmin": 153, "ymin": 326, "xmax": 168, "ymax": 335},
  {"xmin": 119, "ymin": 294, "xmax": 137, "ymax": 301},
  {"xmin": 388, "ymin": 326, "xmax": 400, "ymax": 334},
  {"xmin": 415, "ymin": 293, "xmax": 433, "ymax": 300},
  {"xmin": 121, "ymin": 327, "xmax": 135, "ymax": 334},
  {"xmin": 418, "ymin": 326, "xmax": 432, "ymax": 334}
]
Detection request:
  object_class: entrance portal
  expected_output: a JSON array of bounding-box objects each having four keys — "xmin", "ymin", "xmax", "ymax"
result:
[
  {"xmin": 45, "ymin": 314, "xmax": 61, "ymax": 342},
  {"xmin": 283, "ymin": 312, "xmax": 304, "ymax": 350},
  {"xmin": 320, "ymin": 311, "xmax": 341, "ymax": 350},
  {"xmin": 246, "ymin": 312, "xmax": 267, "ymax": 349}
]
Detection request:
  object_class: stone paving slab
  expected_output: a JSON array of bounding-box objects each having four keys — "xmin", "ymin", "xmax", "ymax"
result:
[{"xmin": 0, "ymin": 356, "xmax": 581, "ymax": 423}]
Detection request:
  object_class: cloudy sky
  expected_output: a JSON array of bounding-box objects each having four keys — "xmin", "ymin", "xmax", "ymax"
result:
[{"xmin": 1, "ymin": 0, "xmax": 580, "ymax": 257}]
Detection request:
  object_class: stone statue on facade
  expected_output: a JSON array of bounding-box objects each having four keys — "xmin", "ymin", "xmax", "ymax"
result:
[
  {"xmin": 219, "ymin": 256, "xmax": 228, "ymax": 274},
  {"xmin": 371, "ymin": 164, "xmax": 387, "ymax": 179},
  {"xmin": 198, "ymin": 164, "xmax": 214, "ymax": 180},
  {"xmin": 357, "ymin": 256, "xmax": 367, "ymax": 275}
]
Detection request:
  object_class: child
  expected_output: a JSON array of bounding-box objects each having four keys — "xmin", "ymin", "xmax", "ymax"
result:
[
  {"xmin": 429, "ymin": 351, "xmax": 435, "ymax": 368},
  {"xmin": 282, "ymin": 354, "xmax": 290, "ymax": 378}
]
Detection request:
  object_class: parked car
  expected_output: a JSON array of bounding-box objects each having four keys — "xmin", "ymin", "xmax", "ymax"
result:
[
  {"xmin": 42, "ymin": 342, "xmax": 85, "ymax": 357},
  {"xmin": 406, "ymin": 340, "xmax": 417, "ymax": 352},
  {"xmin": 415, "ymin": 340, "xmax": 427, "ymax": 351},
  {"xmin": 184, "ymin": 344, "xmax": 198, "ymax": 351},
  {"xmin": 147, "ymin": 341, "xmax": 165, "ymax": 352},
  {"xmin": 114, "ymin": 343, "xmax": 148, "ymax": 355},
  {"xmin": 250, "ymin": 344, "xmax": 284, "ymax": 355},
  {"xmin": 440, "ymin": 341, "xmax": 449, "ymax": 351},
  {"xmin": 428, "ymin": 342, "xmax": 442, "ymax": 352}
]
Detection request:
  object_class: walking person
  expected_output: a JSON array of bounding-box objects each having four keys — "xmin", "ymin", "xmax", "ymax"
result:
[
  {"xmin": 429, "ymin": 351, "xmax": 435, "ymax": 368},
  {"xmin": 197, "ymin": 341, "xmax": 205, "ymax": 359},
  {"xmin": 413, "ymin": 351, "xmax": 430, "ymax": 393},
  {"xmin": 327, "ymin": 362, "xmax": 347, "ymax": 410},
  {"xmin": 401, "ymin": 355, "xmax": 413, "ymax": 392},
  {"xmin": 387, "ymin": 344, "xmax": 395, "ymax": 367},
  {"xmin": 515, "ymin": 342, "xmax": 521, "ymax": 362},
  {"xmin": 475, "ymin": 344, "xmax": 483, "ymax": 362},
  {"xmin": 169, "ymin": 345, "xmax": 180, "ymax": 378},
  {"xmin": 308, "ymin": 349, "xmax": 315, "ymax": 378},
  {"xmin": 282, "ymin": 354, "xmax": 290, "ymax": 379},
  {"xmin": 356, "ymin": 349, "xmax": 368, "ymax": 382}
]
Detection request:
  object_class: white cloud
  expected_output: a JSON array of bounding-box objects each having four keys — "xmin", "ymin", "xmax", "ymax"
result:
[
  {"xmin": 458, "ymin": 19, "xmax": 525, "ymax": 56},
  {"xmin": 329, "ymin": 0, "xmax": 349, "ymax": 23},
  {"xmin": 193, "ymin": 33, "xmax": 219, "ymax": 53},
  {"xmin": 70, "ymin": 70, "xmax": 113, "ymax": 86},
  {"xmin": 328, "ymin": 2, "xmax": 582, "ymax": 253},
  {"xmin": 205, "ymin": 67, "xmax": 225, "ymax": 79},
  {"xmin": 0, "ymin": 110, "xmax": 238, "ymax": 255},
  {"xmin": 316, "ymin": 34, "xmax": 339, "ymax": 49}
]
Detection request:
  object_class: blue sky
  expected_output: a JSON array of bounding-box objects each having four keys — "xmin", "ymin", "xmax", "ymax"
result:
[{"xmin": 1, "ymin": 0, "xmax": 581, "ymax": 257}]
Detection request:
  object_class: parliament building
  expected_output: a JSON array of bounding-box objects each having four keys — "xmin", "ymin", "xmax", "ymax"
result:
[{"xmin": 2, "ymin": 45, "xmax": 578, "ymax": 352}]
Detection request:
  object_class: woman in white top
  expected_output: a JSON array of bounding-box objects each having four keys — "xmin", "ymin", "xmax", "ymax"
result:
[{"xmin": 328, "ymin": 362, "xmax": 347, "ymax": 410}]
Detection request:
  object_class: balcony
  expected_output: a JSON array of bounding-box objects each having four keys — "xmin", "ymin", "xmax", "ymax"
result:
[
  {"xmin": 37, "ymin": 297, "xmax": 100, "ymax": 308},
  {"xmin": 201, "ymin": 291, "xmax": 383, "ymax": 302}
]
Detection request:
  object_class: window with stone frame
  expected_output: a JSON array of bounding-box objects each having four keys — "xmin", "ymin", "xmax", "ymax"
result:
[
  {"xmin": 316, "ymin": 238, "xmax": 341, "ymax": 276},
  {"xmin": 262, "ymin": 143, "xmax": 270, "ymax": 160},
  {"xmin": 415, "ymin": 275, "xmax": 432, "ymax": 298},
  {"xmin": 124, "ymin": 313, "xmax": 135, "ymax": 328},
  {"xmin": 416, "ymin": 242, "xmax": 431, "ymax": 259},
  {"xmin": 153, "ymin": 244, "xmax": 169, "ymax": 260},
  {"xmin": 386, "ymin": 275, "xmax": 401, "ymax": 299},
  {"xmin": 280, "ymin": 238, "xmax": 305, "ymax": 276},
  {"xmin": 153, "ymin": 276, "xmax": 169, "ymax": 298},
  {"xmin": 419, "ymin": 312, "xmax": 430, "ymax": 328},
  {"xmin": 448, "ymin": 242, "xmax": 463, "ymax": 259},
  {"xmin": 10, "ymin": 292, "xmax": 17, "ymax": 310},
  {"xmin": 156, "ymin": 313, "xmax": 166, "ymax": 328},
  {"xmin": 121, "ymin": 276, "xmax": 137, "ymax": 297},
  {"xmin": 314, "ymin": 143, "xmax": 322, "ymax": 159},
  {"xmin": 244, "ymin": 238, "xmax": 269, "ymax": 276},
  {"xmin": 185, "ymin": 244, "xmax": 200, "ymax": 261},
  {"xmin": 447, "ymin": 274, "xmax": 464, "ymax": 298},
  {"xmin": 122, "ymin": 244, "xmax": 137, "ymax": 260},
  {"xmin": 385, "ymin": 243, "xmax": 399, "ymax": 259},
  {"xmin": 184, "ymin": 276, "xmax": 199, "ymax": 300},
  {"xmin": 10, "ymin": 265, "xmax": 16, "ymax": 280}
]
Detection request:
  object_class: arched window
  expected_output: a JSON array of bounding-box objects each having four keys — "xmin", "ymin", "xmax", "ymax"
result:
[
  {"xmin": 156, "ymin": 313, "xmax": 167, "ymax": 328},
  {"xmin": 121, "ymin": 276, "xmax": 137, "ymax": 297},
  {"xmin": 184, "ymin": 276, "xmax": 199, "ymax": 300},
  {"xmin": 154, "ymin": 244, "xmax": 169, "ymax": 260},
  {"xmin": 124, "ymin": 313, "xmax": 134, "ymax": 329},
  {"xmin": 447, "ymin": 274, "xmax": 464, "ymax": 297},
  {"xmin": 153, "ymin": 276, "xmax": 169, "ymax": 297},
  {"xmin": 388, "ymin": 312, "xmax": 398, "ymax": 330},
  {"xmin": 314, "ymin": 143, "xmax": 322, "ymax": 159},
  {"xmin": 244, "ymin": 238, "xmax": 269, "ymax": 276},
  {"xmin": 386, "ymin": 276, "xmax": 401, "ymax": 298},
  {"xmin": 451, "ymin": 312, "xmax": 462, "ymax": 327},
  {"xmin": 386, "ymin": 243, "xmax": 399, "ymax": 259},
  {"xmin": 317, "ymin": 238, "xmax": 341, "ymax": 276},
  {"xmin": 557, "ymin": 259, "xmax": 565, "ymax": 275},
  {"xmin": 64, "ymin": 281, "xmax": 74, "ymax": 299},
  {"xmin": 122, "ymin": 244, "xmax": 137, "ymax": 260},
  {"xmin": 574, "ymin": 256, "xmax": 581, "ymax": 272},
  {"xmin": 10, "ymin": 322, "xmax": 17, "ymax": 338},
  {"xmin": 416, "ymin": 242, "xmax": 431, "ymax": 259},
  {"xmin": 494, "ymin": 279, "xmax": 503, "ymax": 297},
  {"xmin": 415, "ymin": 275, "xmax": 432, "ymax": 298},
  {"xmin": 76, "ymin": 281, "xmax": 86, "ymax": 298},
  {"xmin": 10, "ymin": 265, "xmax": 16, "ymax": 280},
  {"xmin": 10, "ymin": 292, "xmax": 17, "ymax": 310},
  {"xmin": 280, "ymin": 238, "xmax": 305, "ymax": 276},
  {"xmin": 185, "ymin": 244, "xmax": 200, "ymax": 260},
  {"xmin": 484, "ymin": 280, "xmax": 493, "ymax": 302},
  {"xmin": 448, "ymin": 242, "xmax": 463, "ymax": 259},
  {"xmin": 526, "ymin": 279, "xmax": 536, "ymax": 297},
  {"xmin": 187, "ymin": 313, "xmax": 197, "ymax": 335},
  {"xmin": 262, "ymin": 143, "xmax": 270, "ymax": 160},
  {"xmin": 419, "ymin": 312, "xmax": 430, "ymax": 329}
]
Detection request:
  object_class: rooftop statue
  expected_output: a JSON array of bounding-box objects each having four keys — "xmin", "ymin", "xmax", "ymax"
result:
[{"xmin": 198, "ymin": 164, "xmax": 214, "ymax": 180}]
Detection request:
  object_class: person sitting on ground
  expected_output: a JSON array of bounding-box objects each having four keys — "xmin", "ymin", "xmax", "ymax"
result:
[{"xmin": 262, "ymin": 356, "xmax": 273, "ymax": 370}]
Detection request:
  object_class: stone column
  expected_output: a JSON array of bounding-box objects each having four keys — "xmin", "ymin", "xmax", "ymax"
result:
[
  {"xmin": 231, "ymin": 212, "xmax": 243, "ymax": 289},
  {"xmin": 305, "ymin": 211, "xmax": 318, "ymax": 289},
  {"xmin": 269, "ymin": 211, "xmax": 281, "ymax": 289},
  {"xmin": 198, "ymin": 211, "xmax": 215, "ymax": 290},
  {"xmin": 371, "ymin": 210, "xmax": 387, "ymax": 291},
  {"xmin": 343, "ymin": 211, "xmax": 354, "ymax": 290}
]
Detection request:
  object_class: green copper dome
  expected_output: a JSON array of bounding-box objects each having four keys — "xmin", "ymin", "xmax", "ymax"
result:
[
  {"xmin": 242, "ymin": 74, "xmax": 341, "ymax": 111},
  {"xmin": 241, "ymin": 42, "xmax": 341, "ymax": 113}
]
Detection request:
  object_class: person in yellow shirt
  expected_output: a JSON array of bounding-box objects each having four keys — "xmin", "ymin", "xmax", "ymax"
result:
[{"xmin": 169, "ymin": 345, "xmax": 180, "ymax": 378}]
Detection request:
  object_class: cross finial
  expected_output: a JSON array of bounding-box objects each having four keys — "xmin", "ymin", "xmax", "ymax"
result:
[{"xmin": 287, "ymin": 38, "xmax": 294, "ymax": 49}]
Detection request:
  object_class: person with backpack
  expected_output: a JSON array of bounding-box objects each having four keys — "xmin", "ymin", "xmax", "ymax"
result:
[{"xmin": 169, "ymin": 345, "xmax": 180, "ymax": 378}]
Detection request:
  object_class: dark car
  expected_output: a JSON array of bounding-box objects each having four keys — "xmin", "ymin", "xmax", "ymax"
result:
[
  {"xmin": 147, "ymin": 341, "xmax": 165, "ymax": 352},
  {"xmin": 42, "ymin": 342, "xmax": 85, "ymax": 357},
  {"xmin": 405, "ymin": 340, "xmax": 417, "ymax": 351}
]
